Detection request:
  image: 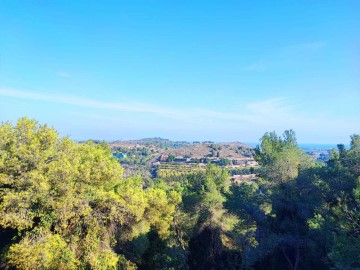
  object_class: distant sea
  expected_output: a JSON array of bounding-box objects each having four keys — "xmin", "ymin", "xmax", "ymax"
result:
[{"xmin": 299, "ymin": 144, "xmax": 340, "ymax": 150}]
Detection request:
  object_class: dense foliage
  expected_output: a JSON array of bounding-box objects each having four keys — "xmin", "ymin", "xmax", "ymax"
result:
[
  {"xmin": 0, "ymin": 118, "xmax": 179, "ymax": 269},
  {"xmin": 1, "ymin": 119, "xmax": 359, "ymax": 269}
]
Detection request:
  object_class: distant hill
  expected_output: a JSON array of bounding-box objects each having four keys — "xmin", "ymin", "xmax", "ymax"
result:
[
  {"xmin": 109, "ymin": 138, "xmax": 257, "ymax": 179},
  {"xmin": 112, "ymin": 137, "xmax": 191, "ymax": 149},
  {"xmin": 110, "ymin": 138, "xmax": 255, "ymax": 162},
  {"xmin": 160, "ymin": 142, "xmax": 254, "ymax": 160}
]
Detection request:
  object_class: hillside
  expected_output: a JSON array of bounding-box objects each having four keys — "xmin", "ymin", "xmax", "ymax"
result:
[
  {"xmin": 109, "ymin": 138, "xmax": 257, "ymax": 178},
  {"xmin": 110, "ymin": 138, "xmax": 256, "ymax": 163}
]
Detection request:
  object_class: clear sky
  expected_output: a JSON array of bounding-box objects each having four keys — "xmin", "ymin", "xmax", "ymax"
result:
[{"xmin": 0, "ymin": 1, "xmax": 359, "ymax": 143}]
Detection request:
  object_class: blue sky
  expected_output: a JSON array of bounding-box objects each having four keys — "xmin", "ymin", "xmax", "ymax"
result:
[{"xmin": 0, "ymin": 1, "xmax": 359, "ymax": 143}]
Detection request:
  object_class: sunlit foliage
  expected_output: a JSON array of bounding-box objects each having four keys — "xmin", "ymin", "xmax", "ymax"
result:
[
  {"xmin": 0, "ymin": 118, "xmax": 178, "ymax": 269},
  {"xmin": 1, "ymin": 119, "xmax": 359, "ymax": 269}
]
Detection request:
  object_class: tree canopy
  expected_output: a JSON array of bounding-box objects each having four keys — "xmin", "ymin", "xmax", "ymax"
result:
[
  {"xmin": 1, "ymin": 119, "xmax": 359, "ymax": 269},
  {"xmin": 0, "ymin": 118, "xmax": 179, "ymax": 269}
]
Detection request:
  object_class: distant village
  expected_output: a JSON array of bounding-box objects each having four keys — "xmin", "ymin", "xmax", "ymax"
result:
[{"xmin": 111, "ymin": 138, "xmax": 258, "ymax": 168}]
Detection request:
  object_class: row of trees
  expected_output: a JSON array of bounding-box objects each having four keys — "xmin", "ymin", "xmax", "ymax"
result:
[{"xmin": 0, "ymin": 119, "xmax": 359, "ymax": 269}]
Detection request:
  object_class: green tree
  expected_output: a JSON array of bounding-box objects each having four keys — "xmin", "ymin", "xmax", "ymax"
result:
[
  {"xmin": 350, "ymin": 134, "xmax": 360, "ymax": 150},
  {"xmin": 167, "ymin": 154, "xmax": 176, "ymax": 162},
  {"xmin": 255, "ymin": 130, "xmax": 308, "ymax": 183},
  {"xmin": 320, "ymin": 135, "xmax": 360, "ymax": 269},
  {"xmin": 0, "ymin": 118, "xmax": 179, "ymax": 269},
  {"xmin": 252, "ymin": 130, "xmax": 325, "ymax": 270}
]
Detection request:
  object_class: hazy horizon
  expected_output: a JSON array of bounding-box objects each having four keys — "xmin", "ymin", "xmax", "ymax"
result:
[{"xmin": 74, "ymin": 135, "xmax": 345, "ymax": 147}]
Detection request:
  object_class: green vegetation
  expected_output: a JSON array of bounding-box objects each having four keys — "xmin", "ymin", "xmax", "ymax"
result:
[
  {"xmin": 0, "ymin": 118, "xmax": 179, "ymax": 269},
  {"xmin": 156, "ymin": 163, "xmax": 206, "ymax": 178},
  {"xmin": 1, "ymin": 118, "xmax": 359, "ymax": 269}
]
